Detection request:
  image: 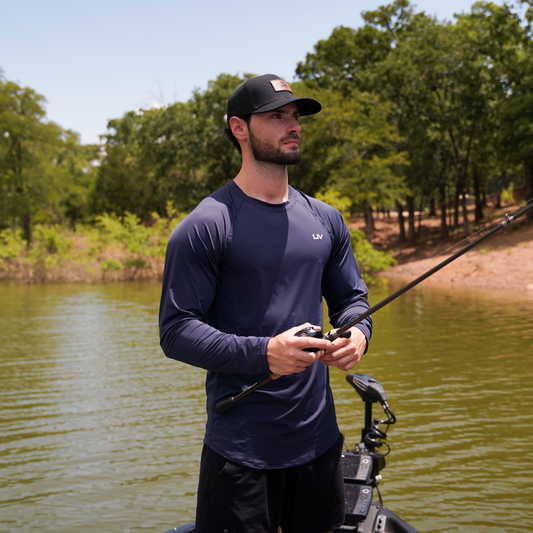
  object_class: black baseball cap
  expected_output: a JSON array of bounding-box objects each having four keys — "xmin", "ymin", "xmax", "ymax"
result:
[{"xmin": 227, "ymin": 74, "xmax": 322, "ymax": 123}]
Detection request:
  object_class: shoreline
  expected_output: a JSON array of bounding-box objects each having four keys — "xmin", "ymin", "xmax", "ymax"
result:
[
  {"xmin": 360, "ymin": 205, "xmax": 533, "ymax": 293},
  {"xmin": 2, "ymin": 204, "xmax": 532, "ymax": 291}
]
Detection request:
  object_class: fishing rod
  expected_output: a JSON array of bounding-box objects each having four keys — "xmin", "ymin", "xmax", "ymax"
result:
[{"xmin": 215, "ymin": 200, "xmax": 533, "ymax": 415}]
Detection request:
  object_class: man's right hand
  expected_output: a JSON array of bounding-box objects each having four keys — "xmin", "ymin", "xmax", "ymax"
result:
[{"xmin": 266, "ymin": 323, "xmax": 334, "ymax": 376}]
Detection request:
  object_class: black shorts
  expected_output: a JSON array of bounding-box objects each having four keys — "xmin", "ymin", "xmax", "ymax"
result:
[{"xmin": 195, "ymin": 433, "xmax": 345, "ymax": 533}]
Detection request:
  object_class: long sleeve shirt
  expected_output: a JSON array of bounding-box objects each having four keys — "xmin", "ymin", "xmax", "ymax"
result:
[{"xmin": 159, "ymin": 181, "xmax": 372, "ymax": 468}]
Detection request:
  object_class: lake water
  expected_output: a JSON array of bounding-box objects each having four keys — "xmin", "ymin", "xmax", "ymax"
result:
[{"xmin": 1, "ymin": 280, "xmax": 532, "ymax": 533}]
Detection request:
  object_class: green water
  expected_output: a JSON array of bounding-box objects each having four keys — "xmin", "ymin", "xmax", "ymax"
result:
[{"xmin": 1, "ymin": 280, "xmax": 532, "ymax": 532}]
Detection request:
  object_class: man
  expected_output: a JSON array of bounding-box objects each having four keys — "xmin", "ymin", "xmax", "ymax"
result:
[{"xmin": 159, "ymin": 74, "xmax": 372, "ymax": 533}]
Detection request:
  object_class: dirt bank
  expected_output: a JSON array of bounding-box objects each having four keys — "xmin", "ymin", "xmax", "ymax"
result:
[{"xmin": 354, "ymin": 203, "xmax": 533, "ymax": 292}]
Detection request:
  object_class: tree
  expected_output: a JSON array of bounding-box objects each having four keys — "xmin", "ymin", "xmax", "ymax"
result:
[
  {"xmin": 54, "ymin": 130, "xmax": 100, "ymax": 228},
  {"xmin": 472, "ymin": 0, "xmax": 533, "ymax": 221},
  {"xmin": 0, "ymin": 74, "xmax": 63, "ymax": 242},
  {"xmin": 296, "ymin": 0, "xmax": 518, "ymax": 240},
  {"xmin": 290, "ymin": 87, "xmax": 408, "ymax": 239},
  {"xmin": 92, "ymin": 73, "xmax": 249, "ymax": 218}
]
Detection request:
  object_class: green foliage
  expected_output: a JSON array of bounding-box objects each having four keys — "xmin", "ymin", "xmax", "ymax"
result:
[
  {"xmin": 0, "ymin": 76, "xmax": 61, "ymax": 241},
  {"xmin": 27, "ymin": 225, "xmax": 73, "ymax": 269},
  {"xmin": 91, "ymin": 73, "xmax": 251, "ymax": 218},
  {"xmin": 315, "ymin": 189, "xmax": 352, "ymax": 224},
  {"xmin": 0, "ymin": 202, "xmax": 186, "ymax": 281},
  {"xmin": 90, "ymin": 206, "xmax": 185, "ymax": 272},
  {"xmin": 99, "ymin": 258, "xmax": 124, "ymax": 272},
  {"xmin": 93, "ymin": 211, "xmax": 153, "ymax": 268},
  {"xmin": 54, "ymin": 131, "xmax": 100, "ymax": 228},
  {"xmin": 291, "ymin": 87, "xmax": 408, "ymax": 209},
  {"xmin": 0, "ymin": 228, "xmax": 25, "ymax": 261},
  {"xmin": 31, "ymin": 225, "xmax": 72, "ymax": 255},
  {"xmin": 4, "ymin": 0, "xmax": 533, "ymax": 263},
  {"xmin": 349, "ymin": 228, "xmax": 397, "ymax": 280},
  {"xmin": 501, "ymin": 183, "xmax": 515, "ymax": 203},
  {"xmin": 296, "ymin": 0, "xmax": 533, "ymax": 233},
  {"xmin": 0, "ymin": 74, "xmax": 100, "ymax": 241}
]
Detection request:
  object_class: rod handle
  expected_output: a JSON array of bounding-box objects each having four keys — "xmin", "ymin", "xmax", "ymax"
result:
[{"xmin": 215, "ymin": 397, "xmax": 237, "ymax": 415}]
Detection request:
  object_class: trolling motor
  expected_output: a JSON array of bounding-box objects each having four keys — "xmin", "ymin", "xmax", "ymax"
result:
[
  {"xmin": 340, "ymin": 374, "xmax": 395, "ymax": 526},
  {"xmin": 338, "ymin": 374, "xmax": 419, "ymax": 533}
]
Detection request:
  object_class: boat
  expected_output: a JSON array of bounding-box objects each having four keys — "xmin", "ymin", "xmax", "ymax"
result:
[{"xmin": 162, "ymin": 373, "xmax": 420, "ymax": 533}]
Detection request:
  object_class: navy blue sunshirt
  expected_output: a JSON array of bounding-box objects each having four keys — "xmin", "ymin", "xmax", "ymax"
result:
[{"xmin": 159, "ymin": 181, "xmax": 372, "ymax": 468}]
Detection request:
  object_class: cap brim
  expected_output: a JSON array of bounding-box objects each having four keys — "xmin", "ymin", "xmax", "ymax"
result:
[{"xmin": 252, "ymin": 96, "xmax": 322, "ymax": 116}]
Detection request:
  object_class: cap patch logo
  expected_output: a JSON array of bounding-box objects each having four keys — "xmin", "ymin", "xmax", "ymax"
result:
[{"xmin": 270, "ymin": 79, "xmax": 293, "ymax": 93}]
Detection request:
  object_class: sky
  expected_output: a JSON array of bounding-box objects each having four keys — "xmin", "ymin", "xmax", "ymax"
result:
[{"xmin": 1, "ymin": 0, "xmax": 497, "ymax": 145}]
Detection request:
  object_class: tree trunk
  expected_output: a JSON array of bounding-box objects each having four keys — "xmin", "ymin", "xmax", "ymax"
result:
[
  {"xmin": 472, "ymin": 164, "xmax": 483, "ymax": 222},
  {"xmin": 364, "ymin": 203, "xmax": 375, "ymax": 241},
  {"xmin": 428, "ymin": 197, "xmax": 436, "ymax": 217},
  {"xmin": 525, "ymin": 160, "xmax": 533, "ymax": 223},
  {"xmin": 396, "ymin": 201, "xmax": 406, "ymax": 242},
  {"xmin": 453, "ymin": 179, "xmax": 460, "ymax": 228},
  {"xmin": 448, "ymin": 188, "xmax": 453, "ymax": 230},
  {"xmin": 461, "ymin": 189, "xmax": 470, "ymax": 236},
  {"xmin": 495, "ymin": 173, "xmax": 505, "ymax": 209},
  {"xmin": 439, "ymin": 183, "xmax": 449, "ymax": 239},
  {"xmin": 406, "ymin": 195, "xmax": 416, "ymax": 244},
  {"xmin": 22, "ymin": 212, "xmax": 32, "ymax": 245},
  {"xmin": 481, "ymin": 168, "xmax": 487, "ymax": 207}
]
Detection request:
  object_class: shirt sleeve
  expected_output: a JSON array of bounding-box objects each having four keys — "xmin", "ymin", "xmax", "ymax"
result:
[
  {"xmin": 158, "ymin": 206, "xmax": 271, "ymax": 375},
  {"xmin": 321, "ymin": 209, "xmax": 373, "ymax": 347}
]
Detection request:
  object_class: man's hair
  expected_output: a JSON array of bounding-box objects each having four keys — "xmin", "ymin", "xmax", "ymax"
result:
[{"xmin": 224, "ymin": 114, "xmax": 251, "ymax": 154}]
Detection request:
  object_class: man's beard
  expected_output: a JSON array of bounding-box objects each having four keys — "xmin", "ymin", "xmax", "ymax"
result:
[{"xmin": 248, "ymin": 128, "xmax": 302, "ymax": 166}]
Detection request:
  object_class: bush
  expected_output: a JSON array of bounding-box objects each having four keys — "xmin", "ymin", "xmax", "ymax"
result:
[
  {"xmin": 28, "ymin": 225, "xmax": 73, "ymax": 270},
  {"xmin": 0, "ymin": 201, "xmax": 187, "ymax": 282},
  {"xmin": 0, "ymin": 229, "xmax": 26, "ymax": 262},
  {"xmin": 350, "ymin": 228, "xmax": 396, "ymax": 277},
  {"xmin": 501, "ymin": 184, "xmax": 515, "ymax": 204}
]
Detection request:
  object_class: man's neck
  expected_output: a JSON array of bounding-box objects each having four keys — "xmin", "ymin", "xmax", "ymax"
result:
[{"xmin": 233, "ymin": 159, "xmax": 289, "ymax": 204}]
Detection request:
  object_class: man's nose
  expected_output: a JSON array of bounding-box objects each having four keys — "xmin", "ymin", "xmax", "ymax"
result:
[{"xmin": 288, "ymin": 118, "xmax": 301, "ymax": 133}]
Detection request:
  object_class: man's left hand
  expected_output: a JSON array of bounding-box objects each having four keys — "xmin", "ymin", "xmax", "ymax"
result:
[{"xmin": 319, "ymin": 327, "xmax": 367, "ymax": 371}]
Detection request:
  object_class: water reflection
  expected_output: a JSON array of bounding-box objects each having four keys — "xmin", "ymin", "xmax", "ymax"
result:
[
  {"xmin": 1, "ymin": 282, "xmax": 206, "ymax": 532},
  {"xmin": 1, "ymin": 281, "xmax": 532, "ymax": 533}
]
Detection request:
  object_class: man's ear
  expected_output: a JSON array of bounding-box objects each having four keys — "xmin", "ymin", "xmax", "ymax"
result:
[{"xmin": 229, "ymin": 116, "xmax": 248, "ymax": 141}]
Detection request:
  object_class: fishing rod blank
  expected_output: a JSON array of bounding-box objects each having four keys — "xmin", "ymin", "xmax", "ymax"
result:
[
  {"xmin": 329, "ymin": 199, "xmax": 533, "ymax": 341},
  {"xmin": 215, "ymin": 200, "xmax": 533, "ymax": 415}
]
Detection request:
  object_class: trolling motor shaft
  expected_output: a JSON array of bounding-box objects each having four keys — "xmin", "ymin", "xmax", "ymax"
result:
[{"xmin": 346, "ymin": 374, "xmax": 396, "ymax": 456}]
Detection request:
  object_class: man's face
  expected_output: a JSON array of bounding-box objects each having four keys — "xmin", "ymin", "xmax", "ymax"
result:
[{"xmin": 247, "ymin": 103, "xmax": 302, "ymax": 166}]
